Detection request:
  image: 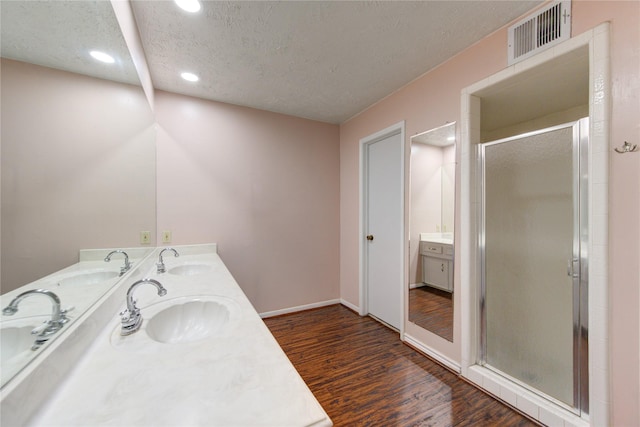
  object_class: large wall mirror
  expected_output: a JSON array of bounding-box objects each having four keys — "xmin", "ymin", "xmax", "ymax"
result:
[
  {"xmin": 408, "ymin": 122, "xmax": 456, "ymax": 342},
  {"xmin": 1, "ymin": 1, "xmax": 156, "ymax": 386}
]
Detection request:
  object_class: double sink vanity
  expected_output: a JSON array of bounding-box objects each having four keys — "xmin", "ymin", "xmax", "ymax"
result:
[{"xmin": 1, "ymin": 244, "xmax": 332, "ymax": 426}]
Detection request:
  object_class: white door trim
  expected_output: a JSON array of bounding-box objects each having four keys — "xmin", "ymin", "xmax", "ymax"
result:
[
  {"xmin": 359, "ymin": 121, "xmax": 406, "ymax": 336},
  {"xmin": 459, "ymin": 24, "xmax": 610, "ymax": 426}
]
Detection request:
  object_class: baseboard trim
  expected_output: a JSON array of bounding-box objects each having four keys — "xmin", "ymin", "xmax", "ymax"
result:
[
  {"xmin": 339, "ymin": 298, "xmax": 360, "ymax": 313},
  {"xmin": 403, "ymin": 333, "xmax": 461, "ymax": 374},
  {"xmin": 259, "ymin": 299, "xmax": 341, "ymax": 319}
]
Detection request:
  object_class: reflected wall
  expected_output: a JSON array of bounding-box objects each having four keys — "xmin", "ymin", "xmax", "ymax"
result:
[
  {"xmin": 408, "ymin": 123, "xmax": 456, "ymax": 342},
  {"xmin": 409, "ymin": 142, "xmax": 455, "ymax": 285},
  {"xmin": 1, "ymin": 58, "xmax": 156, "ymax": 293}
]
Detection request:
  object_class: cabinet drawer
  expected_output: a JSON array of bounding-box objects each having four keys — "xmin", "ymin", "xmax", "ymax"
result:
[{"xmin": 420, "ymin": 242, "xmax": 442, "ymax": 255}]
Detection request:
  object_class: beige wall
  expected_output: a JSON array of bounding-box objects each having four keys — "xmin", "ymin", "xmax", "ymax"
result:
[
  {"xmin": 339, "ymin": 1, "xmax": 639, "ymax": 425},
  {"xmin": 1, "ymin": 59, "xmax": 156, "ymax": 293},
  {"xmin": 155, "ymin": 90, "xmax": 340, "ymax": 313}
]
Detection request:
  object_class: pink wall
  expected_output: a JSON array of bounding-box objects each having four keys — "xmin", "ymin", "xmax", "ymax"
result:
[
  {"xmin": 1, "ymin": 59, "xmax": 156, "ymax": 293},
  {"xmin": 339, "ymin": 28, "xmax": 503, "ymax": 306},
  {"xmin": 409, "ymin": 143, "xmax": 443, "ymax": 284},
  {"xmin": 155, "ymin": 90, "xmax": 340, "ymax": 313},
  {"xmin": 339, "ymin": 1, "xmax": 639, "ymax": 425}
]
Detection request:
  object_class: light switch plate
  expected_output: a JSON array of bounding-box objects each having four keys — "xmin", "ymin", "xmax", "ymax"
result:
[{"xmin": 140, "ymin": 231, "xmax": 151, "ymax": 245}]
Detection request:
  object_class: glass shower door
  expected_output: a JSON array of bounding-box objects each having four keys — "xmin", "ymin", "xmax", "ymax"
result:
[{"xmin": 481, "ymin": 119, "xmax": 588, "ymax": 413}]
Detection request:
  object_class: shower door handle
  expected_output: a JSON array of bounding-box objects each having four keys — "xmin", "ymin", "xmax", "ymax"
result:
[{"xmin": 567, "ymin": 258, "xmax": 579, "ymax": 278}]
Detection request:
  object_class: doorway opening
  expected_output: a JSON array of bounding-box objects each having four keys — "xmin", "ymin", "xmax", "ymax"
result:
[
  {"xmin": 460, "ymin": 23, "xmax": 610, "ymax": 426},
  {"xmin": 480, "ymin": 119, "xmax": 589, "ymax": 415}
]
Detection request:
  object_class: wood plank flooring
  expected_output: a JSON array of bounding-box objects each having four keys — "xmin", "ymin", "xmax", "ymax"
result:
[
  {"xmin": 264, "ymin": 304, "xmax": 536, "ymax": 427},
  {"xmin": 409, "ymin": 286, "xmax": 454, "ymax": 342}
]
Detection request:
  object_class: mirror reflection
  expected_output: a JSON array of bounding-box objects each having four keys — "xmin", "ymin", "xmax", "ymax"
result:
[
  {"xmin": 1, "ymin": 1, "xmax": 156, "ymax": 387},
  {"xmin": 408, "ymin": 122, "xmax": 456, "ymax": 342}
]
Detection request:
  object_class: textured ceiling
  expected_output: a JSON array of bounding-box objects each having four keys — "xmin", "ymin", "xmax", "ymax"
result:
[
  {"xmin": 412, "ymin": 122, "xmax": 456, "ymax": 147},
  {"xmin": 131, "ymin": 0, "xmax": 542, "ymax": 124},
  {"xmin": 0, "ymin": 1, "xmax": 139, "ymax": 86},
  {"xmin": 1, "ymin": 1, "xmax": 545, "ymax": 124}
]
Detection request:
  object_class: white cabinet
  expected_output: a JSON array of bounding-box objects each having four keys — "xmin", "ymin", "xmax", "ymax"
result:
[
  {"xmin": 423, "ymin": 256, "xmax": 450, "ymax": 290},
  {"xmin": 420, "ymin": 241, "xmax": 453, "ymax": 292}
]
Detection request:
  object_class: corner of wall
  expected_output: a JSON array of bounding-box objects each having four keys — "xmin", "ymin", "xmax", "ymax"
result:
[{"xmin": 110, "ymin": 0, "xmax": 155, "ymax": 110}]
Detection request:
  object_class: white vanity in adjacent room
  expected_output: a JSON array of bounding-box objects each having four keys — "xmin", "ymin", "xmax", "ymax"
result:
[{"xmin": 419, "ymin": 233, "xmax": 454, "ymax": 293}]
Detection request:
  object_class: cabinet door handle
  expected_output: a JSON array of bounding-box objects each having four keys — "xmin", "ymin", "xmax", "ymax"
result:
[
  {"xmin": 441, "ymin": 263, "xmax": 445, "ymax": 272},
  {"xmin": 366, "ymin": 235, "xmax": 374, "ymax": 241}
]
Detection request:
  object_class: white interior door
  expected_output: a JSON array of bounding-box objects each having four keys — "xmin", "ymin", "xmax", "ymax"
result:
[{"xmin": 363, "ymin": 127, "xmax": 403, "ymax": 330}]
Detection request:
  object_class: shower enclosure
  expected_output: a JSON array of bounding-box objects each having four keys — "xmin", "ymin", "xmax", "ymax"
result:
[{"xmin": 480, "ymin": 118, "xmax": 589, "ymax": 415}]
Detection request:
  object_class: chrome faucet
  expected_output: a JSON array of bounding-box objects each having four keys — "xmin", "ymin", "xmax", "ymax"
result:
[
  {"xmin": 119, "ymin": 279, "xmax": 167, "ymax": 336},
  {"xmin": 105, "ymin": 250, "xmax": 132, "ymax": 276},
  {"xmin": 157, "ymin": 247, "xmax": 180, "ymax": 273},
  {"xmin": 2, "ymin": 289, "xmax": 71, "ymax": 350}
]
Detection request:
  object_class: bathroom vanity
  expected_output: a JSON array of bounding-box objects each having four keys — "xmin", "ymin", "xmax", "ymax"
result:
[
  {"xmin": 419, "ymin": 233, "xmax": 454, "ymax": 293},
  {"xmin": 0, "ymin": 247, "xmax": 151, "ymax": 387},
  {"xmin": 1, "ymin": 244, "xmax": 332, "ymax": 426}
]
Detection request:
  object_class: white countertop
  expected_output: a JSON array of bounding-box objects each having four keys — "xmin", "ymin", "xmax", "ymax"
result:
[
  {"xmin": 0, "ymin": 248, "xmax": 152, "ymax": 387},
  {"xmin": 419, "ymin": 232, "xmax": 454, "ymax": 245},
  {"xmin": 28, "ymin": 246, "xmax": 332, "ymax": 426}
]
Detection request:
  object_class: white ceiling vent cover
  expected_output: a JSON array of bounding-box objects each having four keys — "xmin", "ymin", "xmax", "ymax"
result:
[{"xmin": 507, "ymin": 1, "xmax": 571, "ymax": 66}]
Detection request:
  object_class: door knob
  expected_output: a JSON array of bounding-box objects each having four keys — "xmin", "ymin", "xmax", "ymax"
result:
[{"xmin": 366, "ymin": 235, "xmax": 374, "ymax": 241}]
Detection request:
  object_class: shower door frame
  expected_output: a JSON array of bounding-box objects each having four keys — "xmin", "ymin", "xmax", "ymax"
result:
[{"xmin": 478, "ymin": 118, "xmax": 589, "ymax": 416}]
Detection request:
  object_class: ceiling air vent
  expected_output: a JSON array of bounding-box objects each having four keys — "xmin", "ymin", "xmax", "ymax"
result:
[{"xmin": 507, "ymin": 1, "xmax": 571, "ymax": 66}]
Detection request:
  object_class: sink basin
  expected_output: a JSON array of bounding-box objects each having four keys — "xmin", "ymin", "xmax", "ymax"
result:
[
  {"xmin": 1, "ymin": 316, "xmax": 48, "ymax": 363},
  {"xmin": 110, "ymin": 296, "xmax": 239, "ymax": 352},
  {"xmin": 1, "ymin": 315, "xmax": 51, "ymax": 386},
  {"xmin": 168, "ymin": 264, "xmax": 212, "ymax": 276},
  {"xmin": 146, "ymin": 299, "xmax": 231, "ymax": 344},
  {"xmin": 59, "ymin": 270, "xmax": 119, "ymax": 286},
  {"xmin": 1, "ymin": 325, "xmax": 36, "ymax": 363}
]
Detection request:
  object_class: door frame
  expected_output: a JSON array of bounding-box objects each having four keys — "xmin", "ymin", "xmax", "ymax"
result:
[
  {"xmin": 478, "ymin": 119, "xmax": 589, "ymax": 414},
  {"xmin": 460, "ymin": 24, "xmax": 609, "ymax": 426},
  {"xmin": 359, "ymin": 121, "xmax": 405, "ymax": 335}
]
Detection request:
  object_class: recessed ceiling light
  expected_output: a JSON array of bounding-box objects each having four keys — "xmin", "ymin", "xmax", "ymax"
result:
[
  {"xmin": 89, "ymin": 50, "xmax": 115, "ymax": 64},
  {"xmin": 181, "ymin": 72, "xmax": 199, "ymax": 82},
  {"xmin": 175, "ymin": 0, "xmax": 201, "ymax": 13}
]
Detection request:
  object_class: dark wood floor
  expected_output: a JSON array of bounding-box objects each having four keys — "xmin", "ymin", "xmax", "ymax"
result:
[
  {"xmin": 265, "ymin": 304, "xmax": 536, "ymax": 427},
  {"xmin": 409, "ymin": 286, "xmax": 453, "ymax": 342}
]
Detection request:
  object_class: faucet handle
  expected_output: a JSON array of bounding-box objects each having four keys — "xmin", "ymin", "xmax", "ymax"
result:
[
  {"xmin": 119, "ymin": 263, "xmax": 133, "ymax": 276},
  {"xmin": 30, "ymin": 321, "xmax": 52, "ymax": 336},
  {"xmin": 59, "ymin": 306, "xmax": 74, "ymax": 323},
  {"xmin": 156, "ymin": 262, "xmax": 166, "ymax": 274},
  {"xmin": 120, "ymin": 307, "xmax": 132, "ymax": 321},
  {"xmin": 119, "ymin": 307, "xmax": 142, "ymax": 335},
  {"xmin": 120, "ymin": 304, "xmax": 140, "ymax": 321},
  {"xmin": 31, "ymin": 319, "xmax": 64, "ymax": 337}
]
